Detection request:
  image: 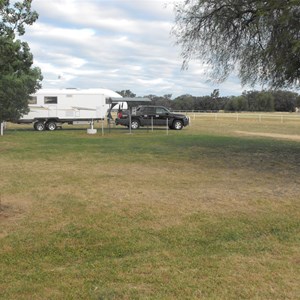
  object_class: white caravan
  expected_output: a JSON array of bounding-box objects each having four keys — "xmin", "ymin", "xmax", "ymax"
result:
[{"xmin": 17, "ymin": 88, "xmax": 122, "ymax": 131}]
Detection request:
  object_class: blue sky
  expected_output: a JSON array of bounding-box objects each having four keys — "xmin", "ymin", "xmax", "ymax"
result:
[{"xmin": 23, "ymin": 0, "xmax": 253, "ymax": 98}]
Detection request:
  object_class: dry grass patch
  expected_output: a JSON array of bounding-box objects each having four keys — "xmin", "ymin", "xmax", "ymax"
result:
[{"xmin": 235, "ymin": 130, "xmax": 300, "ymax": 141}]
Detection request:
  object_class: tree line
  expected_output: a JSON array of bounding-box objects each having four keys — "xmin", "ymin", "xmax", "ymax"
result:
[{"xmin": 116, "ymin": 89, "xmax": 300, "ymax": 112}]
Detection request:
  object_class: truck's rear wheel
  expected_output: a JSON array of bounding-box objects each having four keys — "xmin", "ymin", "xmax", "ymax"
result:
[
  {"xmin": 131, "ymin": 120, "xmax": 140, "ymax": 129},
  {"xmin": 46, "ymin": 121, "xmax": 57, "ymax": 131},
  {"xmin": 34, "ymin": 121, "xmax": 45, "ymax": 131}
]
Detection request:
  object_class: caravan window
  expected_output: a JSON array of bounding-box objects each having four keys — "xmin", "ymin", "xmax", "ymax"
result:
[
  {"xmin": 44, "ymin": 96, "xmax": 58, "ymax": 104},
  {"xmin": 28, "ymin": 96, "xmax": 37, "ymax": 104}
]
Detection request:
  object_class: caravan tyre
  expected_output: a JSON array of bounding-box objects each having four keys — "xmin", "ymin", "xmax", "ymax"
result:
[
  {"xmin": 46, "ymin": 121, "xmax": 57, "ymax": 131},
  {"xmin": 34, "ymin": 121, "xmax": 45, "ymax": 131}
]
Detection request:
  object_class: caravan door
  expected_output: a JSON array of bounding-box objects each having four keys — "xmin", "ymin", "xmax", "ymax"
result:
[{"xmin": 44, "ymin": 96, "xmax": 58, "ymax": 118}]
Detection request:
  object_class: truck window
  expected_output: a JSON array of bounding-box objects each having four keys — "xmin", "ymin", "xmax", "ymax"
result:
[
  {"xmin": 156, "ymin": 107, "xmax": 168, "ymax": 114},
  {"xmin": 143, "ymin": 107, "xmax": 155, "ymax": 114},
  {"xmin": 28, "ymin": 96, "xmax": 37, "ymax": 104},
  {"xmin": 44, "ymin": 96, "xmax": 58, "ymax": 104}
]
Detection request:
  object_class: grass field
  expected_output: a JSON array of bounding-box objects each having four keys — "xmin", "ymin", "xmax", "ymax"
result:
[{"xmin": 1, "ymin": 116, "xmax": 300, "ymax": 299}]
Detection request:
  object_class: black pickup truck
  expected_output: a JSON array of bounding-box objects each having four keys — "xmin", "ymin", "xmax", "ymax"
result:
[{"xmin": 115, "ymin": 105, "xmax": 189, "ymax": 130}]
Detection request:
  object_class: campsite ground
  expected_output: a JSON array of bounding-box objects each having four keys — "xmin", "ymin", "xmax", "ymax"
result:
[{"xmin": 1, "ymin": 114, "xmax": 300, "ymax": 299}]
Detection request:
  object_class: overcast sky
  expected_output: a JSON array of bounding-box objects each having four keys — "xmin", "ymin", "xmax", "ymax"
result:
[{"xmin": 24, "ymin": 0, "xmax": 253, "ymax": 98}]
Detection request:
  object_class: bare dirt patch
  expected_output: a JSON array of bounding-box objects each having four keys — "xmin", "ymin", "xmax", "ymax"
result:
[
  {"xmin": 0, "ymin": 195, "xmax": 32, "ymax": 238},
  {"xmin": 235, "ymin": 131, "xmax": 300, "ymax": 142}
]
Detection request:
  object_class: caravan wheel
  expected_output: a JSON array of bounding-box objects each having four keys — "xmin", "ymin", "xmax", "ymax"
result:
[
  {"xmin": 46, "ymin": 121, "xmax": 57, "ymax": 131},
  {"xmin": 34, "ymin": 121, "xmax": 45, "ymax": 131}
]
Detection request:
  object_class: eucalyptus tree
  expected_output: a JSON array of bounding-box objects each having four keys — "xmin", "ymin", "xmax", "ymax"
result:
[
  {"xmin": 0, "ymin": 0, "xmax": 42, "ymax": 134},
  {"xmin": 116, "ymin": 90, "xmax": 136, "ymax": 98},
  {"xmin": 173, "ymin": 0, "xmax": 300, "ymax": 89}
]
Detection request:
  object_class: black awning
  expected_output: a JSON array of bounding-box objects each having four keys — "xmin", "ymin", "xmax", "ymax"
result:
[{"xmin": 106, "ymin": 97, "xmax": 151, "ymax": 121}]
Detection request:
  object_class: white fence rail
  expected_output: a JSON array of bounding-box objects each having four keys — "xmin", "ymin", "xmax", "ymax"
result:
[{"xmin": 173, "ymin": 111, "xmax": 300, "ymax": 122}]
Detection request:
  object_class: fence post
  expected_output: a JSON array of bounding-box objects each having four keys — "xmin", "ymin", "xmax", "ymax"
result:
[
  {"xmin": 0, "ymin": 122, "xmax": 3, "ymax": 136},
  {"xmin": 166, "ymin": 118, "xmax": 169, "ymax": 135},
  {"xmin": 151, "ymin": 117, "xmax": 153, "ymax": 132}
]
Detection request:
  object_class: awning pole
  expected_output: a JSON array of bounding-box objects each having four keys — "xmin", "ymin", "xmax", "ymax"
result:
[{"xmin": 129, "ymin": 107, "xmax": 132, "ymax": 134}]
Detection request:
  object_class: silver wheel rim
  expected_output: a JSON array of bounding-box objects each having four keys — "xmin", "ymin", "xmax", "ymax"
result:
[
  {"xmin": 131, "ymin": 121, "xmax": 139, "ymax": 129},
  {"xmin": 36, "ymin": 124, "xmax": 44, "ymax": 131},
  {"xmin": 48, "ymin": 123, "xmax": 56, "ymax": 130},
  {"xmin": 174, "ymin": 121, "xmax": 182, "ymax": 130}
]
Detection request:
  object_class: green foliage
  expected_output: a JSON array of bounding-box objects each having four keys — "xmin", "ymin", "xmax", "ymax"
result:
[
  {"xmin": 244, "ymin": 91, "xmax": 275, "ymax": 112},
  {"xmin": 0, "ymin": 0, "xmax": 39, "ymax": 37},
  {"xmin": 210, "ymin": 88, "xmax": 219, "ymax": 99},
  {"xmin": 145, "ymin": 94, "xmax": 173, "ymax": 107},
  {"xmin": 225, "ymin": 90, "xmax": 298, "ymax": 112},
  {"xmin": 297, "ymin": 95, "xmax": 300, "ymax": 107},
  {"xmin": 173, "ymin": 0, "xmax": 300, "ymax": 88},
  {"xmin": 172, "ymin": 94, "xmax": 195, "ymax": 110},
  {"xmin": 225, "ymin": 96, "xmax": 248, "ymax": 112},
  {"xmin": 0, "ymin": 0, "xmax": 42, "ymax": 122},
  {"xmin": 271, "ymin": 90, "xmax": 299, "ymax": 112},
  {"xmin": 115, "ymin": 89, "xmax": 136, "ymax": 98}
]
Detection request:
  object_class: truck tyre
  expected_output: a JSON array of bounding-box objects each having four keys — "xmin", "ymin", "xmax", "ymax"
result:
[
  {"xmin": 131, "ymin": 119, "xmax": 140, "ymax": 129},
  {"xmin": 46, "ymin": 121, "xmax": 57, "ymax": 131},
  {"xmin": 173, "ymin": 120, "xmax": 183, "ymax": 130},
  {"xmin": 34, "ymin": 121, "xmax": 45, "ymax": 131}
]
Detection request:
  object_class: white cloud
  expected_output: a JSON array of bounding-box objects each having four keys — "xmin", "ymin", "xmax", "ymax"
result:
[{"xmin": 23, "ymin": 0, "xmax": 248, "ymax": 97}]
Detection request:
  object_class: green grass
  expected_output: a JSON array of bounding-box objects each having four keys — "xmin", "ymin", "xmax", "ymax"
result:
[{"xmin": 1, "ymin": 118, "xmax": 300, "ymax": 299}]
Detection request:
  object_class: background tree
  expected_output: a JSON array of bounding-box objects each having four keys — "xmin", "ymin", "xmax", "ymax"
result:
[
  {"xmin": 297, "ymin": 95, "xmax": 300, "ymax": 108},
  {"xmin": 271, "ymin": 90, "xmax": 298, "ymax": 112},
  {"xmin": 0, "ymin": 0, "xmax": 42, "ymax": 130},
  {"xmin": 173, "ymin": 94, "xmax": 195, "ymax": 110},
  {"xmin": 116, "ymin": 90, "xmax": 136, "ymax": 98},
  {"xmin": 225, "ymin": 96, "xmax": 248, "ymax": 112},
  {"xmin": 172, "ymin": 0, "xmax": 300, "ymax": 89},
  {"xmin": 210, "ymin": 89, "xmax": 219, "ymax": 99},
  {"xmin": 243, "ymin": 90, "xmax": 274, "ymax": 111}
]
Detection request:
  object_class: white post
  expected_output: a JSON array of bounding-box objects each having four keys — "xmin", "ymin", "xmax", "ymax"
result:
[
  {"xmin": 87, "ymin": 120, "xmax": 97, "ymax": 134},
  {"xmin": 0, "ymin": 122, "xmax": 4, "ymax": 136},
  {"xmin": 129, "ymin": 110, "xmax": 132, "ymax": 134},
  {"xmin": 166, "ymin": 118, "xmax": 169, "ymax": 135},
  {"xmin": 151, "ymin": 117, "xmax": 153, "ymax": 132},
  {"xmin": 102, "ymin": 120, "xmax": 104, "ymax": 136}
]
